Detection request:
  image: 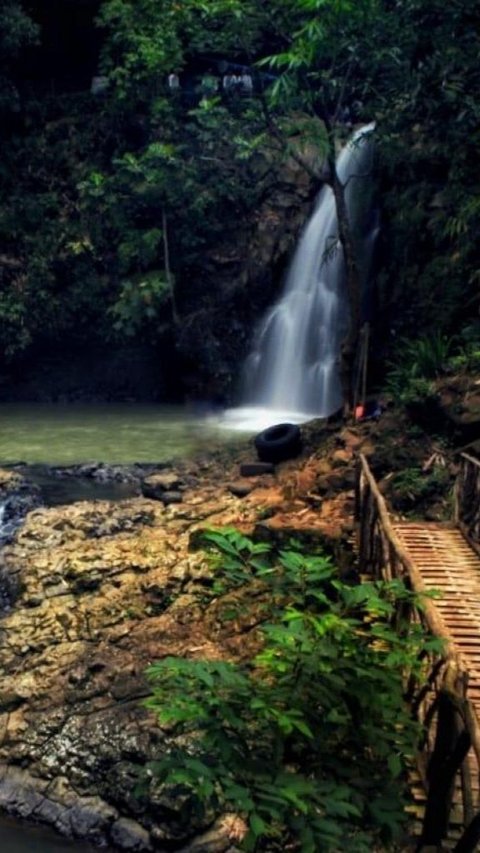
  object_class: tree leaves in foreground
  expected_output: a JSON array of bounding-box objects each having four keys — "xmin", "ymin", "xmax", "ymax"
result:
[{"xmin": 144, "ymin": 528, "xmax": 442, "ymax": 852}]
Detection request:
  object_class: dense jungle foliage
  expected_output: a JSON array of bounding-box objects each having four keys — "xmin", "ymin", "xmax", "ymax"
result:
[{"xmin": 0, "ymin": 0, "xmax": 479, "ymax": 398}]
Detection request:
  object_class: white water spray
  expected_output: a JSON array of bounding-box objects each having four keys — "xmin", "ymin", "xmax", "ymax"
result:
[{"xmin": 223, "ymin": 124, "xmax": 376, "ymax": 433}]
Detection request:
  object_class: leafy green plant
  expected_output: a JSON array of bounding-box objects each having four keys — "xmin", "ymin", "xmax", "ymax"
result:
[
  {"xmin": 144, "ymin": 528, "xmax": 440, "ymax": 852},
  {"xmin": 385, "ymin": 332, "xmax": 453, "ymax": 404},
  {"xmin": 447, "ymin": 324, "xmax": 480, "ymax": 374},
  {"xmin": 109, "ymin": 272, "xmax": 171, "ymax": 338},
  {"xmin": 409, "ymin": 333, "xmax": 453, "ymax": 377},
  {"xmin": 448, "ymin": 351, "xmax": 480, "ymax": 373},
  {"xmin": 389, "ymin": 466, "xmax": 451, "ymax": 514},
  {"xmin": 385, "ymin": 372, "xmax": 436, "ymax": 407},
  {"xmin": 199, "ymin": 527, "xmax": 272, "ymax": 594}
]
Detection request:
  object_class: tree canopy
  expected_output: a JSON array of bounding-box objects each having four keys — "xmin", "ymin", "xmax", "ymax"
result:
[
  {"xmin": 0, "ymin": 0, "xmax": 478, "ymax": 395},
  {"xmin": 0, "ymin": 0, "xmax": 38, "ymax": 112}
]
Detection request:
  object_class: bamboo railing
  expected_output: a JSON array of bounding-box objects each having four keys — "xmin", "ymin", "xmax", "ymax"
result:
[
  {"xmin": 356, "ymin": 454, "xmax": 480, "ymax": 852},
  {"xmin": 455, "ymin": 453, "xmax": 480, "ymax": 553}
]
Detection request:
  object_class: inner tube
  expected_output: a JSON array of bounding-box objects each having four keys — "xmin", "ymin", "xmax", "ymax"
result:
[{"xmin": 254, "ymin": 423, "xmax": 302, "ymax": 464}]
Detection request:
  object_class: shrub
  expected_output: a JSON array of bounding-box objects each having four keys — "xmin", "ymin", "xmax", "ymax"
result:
[
  {"xmin": 143, "ymin": 528, "xmax": 440, "ymax": 852},
  {"xmin": 447, "ymin": 325, "xmax": 480, "ymax": 374},
  {"xmin": 385, "ymin": 332, "xmax": 453, "ymax": 405},
  {"xmin": 389, "ymin": 466, "xmax": 451, "ymax": 513}
]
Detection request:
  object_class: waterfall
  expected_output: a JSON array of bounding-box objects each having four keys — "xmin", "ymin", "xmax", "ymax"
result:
[{"xmin": 223, "ymin": 124, "xmax": 376, "ymax": 432}]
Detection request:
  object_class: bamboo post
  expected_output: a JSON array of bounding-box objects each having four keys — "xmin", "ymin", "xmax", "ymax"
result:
[
  {"xmin": 453, "ymin": 813, "xmax": 480, "ymax": 853},
  {"xmin": 352, "ymin": 322, "xmax": 367, "ymax": 417},
  {"xmin": 360, "ymin": 321, "xmax": 369, "ymax": 409},
  {"xmin": 456, "ymin": 454, "xmax": 480, "ymax": 553},
  {"xmin": 456, "ymin": 673, "xmax": 475, "ymax": 829},
  {"xmin": 419, "ymin": 694, "xmax": 470, "ymax": 847}
]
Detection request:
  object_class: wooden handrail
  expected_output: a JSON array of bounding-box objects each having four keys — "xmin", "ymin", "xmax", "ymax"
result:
[
  {"xmin": 357, "ymin": 454, "xmax": 455, "ymax": 652},
  {"xmin": 455, "ymin": 452, "xmax": 480, "ymax": 550},
  {"xmin": 459, "ymin": 452, "xmax": 480, "ymax": 469}
]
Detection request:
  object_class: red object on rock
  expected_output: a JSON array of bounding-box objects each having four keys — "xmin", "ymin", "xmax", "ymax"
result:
[{"xmin": 355, "ymin": 405, "xmax": 365, "ymax": 421}]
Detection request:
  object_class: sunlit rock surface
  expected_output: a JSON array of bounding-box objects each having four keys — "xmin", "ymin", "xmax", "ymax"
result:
[{"xmin": 0, "ymin": 446, "xmax": 287, "ymax": 849}]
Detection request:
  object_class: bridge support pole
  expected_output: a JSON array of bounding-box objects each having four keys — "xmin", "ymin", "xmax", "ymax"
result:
[
  {"xmin": 418, "ymin": 693, "xmax": 471, "ymax": 849},
  {"xmin": 453, "ymin": 813, "xmax": 480, "ymax": 853}
]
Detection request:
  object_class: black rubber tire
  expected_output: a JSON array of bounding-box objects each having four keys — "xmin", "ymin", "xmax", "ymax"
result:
[{"xmin": 254, "ymin": 423, "xmax": 302, "ymax": 464}]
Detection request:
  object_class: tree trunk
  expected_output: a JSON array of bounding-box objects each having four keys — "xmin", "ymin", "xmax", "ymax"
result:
[
  {"xmin": 162, "ymin": 207, "xmax": 179, "ymax": 325},
  {"xmin": 329, "ymin": 158, "xmax": 362, "ymax": 415}
]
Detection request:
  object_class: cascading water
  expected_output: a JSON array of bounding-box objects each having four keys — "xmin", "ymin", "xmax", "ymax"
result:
[{"xmin": 223, "ymin": 124, "xmax": 376, "ymax": 432}]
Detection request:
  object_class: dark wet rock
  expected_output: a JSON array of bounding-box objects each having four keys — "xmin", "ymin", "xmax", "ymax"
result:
[
  {"xmin": 0, "ymin": 471, "xmax": 43, "ymax": 610},
  {"xmin": 161, "ymin": 490, "xmax": 184, "ymax": 505},
  {"xmin": 326, "ymin": 469, "xmax": 356, "ymax": 491},
  {"xmin": 227, "ymin": 480, "xmax": 254, "ymax": 497},
  {"xmin": 0, "ymin": 469, "xmax": 42, "ymax": 540},
  {"xmin": 111, "ymin": 817, "xmax": 153, "ymax": 850},
  {"xmin": 0, "ymin": 690, "xmax": 26, "ymax": 713},
  {"xmin": 239, "ymin": 462, "xmax": 275, "ymax": 477},
  {"xmin": 52, "ymin": 463, "xmax": 148, "ymax": 484},
  {"xmin": 0, "ymin": 766, "xmax": 118, "ymax": 844}
]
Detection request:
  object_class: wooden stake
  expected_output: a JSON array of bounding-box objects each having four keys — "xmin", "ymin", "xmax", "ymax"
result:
[{"xmin": 361, "ymin": 321, "xmax": 369, "ymax": 409}]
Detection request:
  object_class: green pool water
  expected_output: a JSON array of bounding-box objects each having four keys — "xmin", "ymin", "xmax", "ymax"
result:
[{"xmin": 0, "ymin": 403, "xmax": 226, "ymax": 465}]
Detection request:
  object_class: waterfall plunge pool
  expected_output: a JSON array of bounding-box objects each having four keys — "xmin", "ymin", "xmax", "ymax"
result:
[
  {"xmin": 219, "ymin": 405, "xmax": 320, "ymax": 433},
  {"xmin": 0, "ymin": 403, "xmax": 323, "ymax": 472},
  {"xmin": 0, "ymin": 403, "xmax": 236, "ymax": 466}
]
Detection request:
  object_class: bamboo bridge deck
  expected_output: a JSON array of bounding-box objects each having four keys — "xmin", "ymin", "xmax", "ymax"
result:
[
  {"xmin": 356, "ymin": 452, "xmax": 480, "ymax": 852},
  {"xmin": 394, "ymin": 522, "xmax": 480, "ymax": 690},
  {"xmin": 393, "ymin": 521, "xmax": 480, "ymax": 848}
]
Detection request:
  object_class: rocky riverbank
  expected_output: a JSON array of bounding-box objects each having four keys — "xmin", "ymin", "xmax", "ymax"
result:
[{"xmin": 0, "ymin": 413, "xmax": 458, "ymax": 849}]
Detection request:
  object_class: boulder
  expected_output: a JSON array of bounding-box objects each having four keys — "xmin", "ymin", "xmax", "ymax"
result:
[
  {"xmin": 227, "ymin": 480, "xmax": 255, "ymax": 497},
  {"xmin": 141, "ymin": 471, "xmax": 184, "ymax": 499},
  {"xmin": 111, "ymin": 817, "xmax": 153, "ymax": 851}
]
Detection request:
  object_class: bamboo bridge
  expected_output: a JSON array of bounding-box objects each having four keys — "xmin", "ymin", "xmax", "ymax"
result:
[{"xmin": 356, "ymin": 452, "xmax": 480, "ymax": 851}]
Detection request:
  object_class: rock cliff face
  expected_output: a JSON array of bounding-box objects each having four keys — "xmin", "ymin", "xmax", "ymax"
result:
[
  {"xmin": 177, "ymin": 157, "xmax": 317, "ymax": 402},
  {"xmin": 0, "ymin": 156, "xmax": 316, "ymax": 405}
]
